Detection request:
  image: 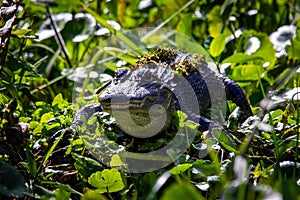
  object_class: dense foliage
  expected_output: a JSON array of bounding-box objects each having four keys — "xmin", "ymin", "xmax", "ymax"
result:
[{"xmin": 0, "ymin": 0, "xmax": 300, "ymax": 199}]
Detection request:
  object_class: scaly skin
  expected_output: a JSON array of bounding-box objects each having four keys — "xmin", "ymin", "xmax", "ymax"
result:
[{"xmin": 96, "ymin": 47, "xmax": 253, "ymax": 136}]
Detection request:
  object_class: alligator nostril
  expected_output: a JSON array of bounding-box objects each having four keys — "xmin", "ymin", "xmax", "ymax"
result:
[{"xmin": 98, "ymin": 95, "xmax": 111, "ymax": 106}]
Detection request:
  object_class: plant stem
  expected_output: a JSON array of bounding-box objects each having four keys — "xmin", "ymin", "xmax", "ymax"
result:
[{"xmin": 46, "ymin": 5, "xmax": 73, "ymax": 69}]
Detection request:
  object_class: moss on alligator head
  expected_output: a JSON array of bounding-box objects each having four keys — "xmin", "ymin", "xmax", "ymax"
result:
[{"xmin": 131, "ymin": 47, "xmax": 207, "ymax": 76}]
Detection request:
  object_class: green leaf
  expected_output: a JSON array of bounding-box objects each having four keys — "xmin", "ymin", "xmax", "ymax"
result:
[
  {"xmin": 110, "ymin": 154, "xmax": 124, "ymax": 167},
  {"xmin": 54, "ymin": 188, "xmax": 70, "ymax": 200},
  {"xmin": 170, "ymin": 163, "xmax": 192, "ymax": 175},
  {"xmin": 42, "ymin": 130, "xmax": 65, "ymax": 167},
  {"xmin": 81, "ymin": 188, "xmax": 107, "ymax": 200},
  {"xmin": 174, "ymin": 110, "xmax": 188, "ymax": 127},
  {"xmin": 222, "ymin": 53, "xmax": 264, "ymax": 64},
  {"xmin": 52, "ymin": 93, "xmax": 69, "ymax": 109},
  {"xmin": 12, "ymin": 28, "xmax": 32, "ymax": 38},
  {"xmin": 217, "ymin": 131, "xmax": 237, "ymax": 153},
  {"xmin": 72, "ymin": 153, "xmax": 103, "ymax": 180},
  {"xmin": 237, "ymin": 30, "xmax": 276, "ymax": 68},
  {"xmin": 161, "ymin": 183, "xmax": 205, "ymax": 200},
  {"xmin": 176, "ymin": 13, "xmax": 192, "ymax": 36},
  {"xmin": 228, "ymin": 64, "xmax": 263, "ymax": 81},
  {"xmin": 25, "ymin": 145, "xmax": 38, "ymax": 177},
  {"xmin": 40, "ymin": 112, "xmax": 54, "ymax": 123},
  {"xmin": 286, "ymin": 40, "xmax": 300, "ymax": 59},
  {"xmin": 207, "ymin": 5, "xmax": 222, "ymax": 37},
  {"xmin": 192, "ymin": 160, "xmax": 221, "ymax": 175},
  {"xmin": 210, "ymin": 33, "xmax": 227, "ymax": 57},
  {"xmin": 88, "ymin": 169, "xmax": 125, "ymax": 193}
]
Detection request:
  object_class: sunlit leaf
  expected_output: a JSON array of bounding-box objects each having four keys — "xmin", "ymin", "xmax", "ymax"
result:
[
  {"xmin": 54, "ymin": 188, "xmax": 70, "ymax": 200},
  {"xmin": 176, "ymin": 13, "xmax": 192, "ymax": 36},
  {"xmin": 286, "ymin": 40, "xmax": 300, "ymax": 59},
  {"xmin": 12, "ymin": 28, "xmax": 32, "ymax": 38},
  {"xmin": 88, "ymin": 169, "xmax": 124, "ymax": 193},
  {"xmin": 161, "ymin": 183, "xmax": 205, "ymax": 200},
  {"xmin": 192, "ymin": 160, "xmax": 220, "ymax": 175},
  {"xmin": 270, "ymin": 25, "xmax": 296, "ymax": 57},
  {"xmin": 210, "ymin": 33, "xmax": 227, "ymax": 57},
  {"xmin": 72, "ymin": 153, "xmax": 103, "ymax": 180},
  {"xmin": 110, "ymin": 154, "xmax": 124, "ymax": 167},
  {"xmin": 52, "ymin": 93, "xmax": 69, "ymax": 109},
  {"xmin": 40, "ymin": 112, "xmax": 54, "ymax": 123},
  {"xmin": 222, "ymin": 53, "xmax": 264, "ymax": 64},
  {"xmin": 208, "ymin": 5, "xmax": 222, "ymax": 37},
  {"xmin": 237, "ymin": 30, "xmax": 276, "ymax": 68},
  {"xmin": 81, "ymin": 188, "xmax": 107, "ymax": 200},
  {"xmin": 81, "ymin": 3, "xmax": 115, "ymax": 33},
  {"xmin": 227, "ymin": 64, "xmax": 263, "ymax": 81},
  {"xmin": 170, "ymin": 163, "xmax": 192, "ymax": 175},
  {"xmin": 217, "ymin": 131, "xmax": 237, "ymax": 153}
]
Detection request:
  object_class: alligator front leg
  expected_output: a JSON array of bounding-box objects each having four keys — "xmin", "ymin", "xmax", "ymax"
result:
[
  {"xmin": 72, "ymin": 103, "xmax": 103, "ymax": 127},
  {"xmin": 195, "ymin": 115, "xmax": 235, "ymax": 143},
  {"xmin": 49, "ymin": 103, "xmax": 102, "ymax": 143}
]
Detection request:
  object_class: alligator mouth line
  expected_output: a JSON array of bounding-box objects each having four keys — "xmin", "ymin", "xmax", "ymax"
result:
[
  {"xmin": 101, "ymin": 101, "xmax": 169, "ymax": 120},
  {"xmin": 101, "ymin": 102, "xmax": 144, "ymax": 111},
  {"xmin": 100, "ymin": 99, "xmax": 167, "ymax": 110}
]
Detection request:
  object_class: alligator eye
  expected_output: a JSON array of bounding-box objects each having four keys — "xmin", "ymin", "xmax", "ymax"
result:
[
  {"xmin": 115, "ymin": 68, "xmax": 128, "ymax": 78},
  {"xmin": 113, "ymin": 78, "xmax": 119, "ymax": 84}
]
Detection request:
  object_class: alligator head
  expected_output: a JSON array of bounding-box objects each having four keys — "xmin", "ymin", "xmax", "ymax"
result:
[{"xmin": 98, "ymin": 63, "xmax": 178, "ymax": 138}]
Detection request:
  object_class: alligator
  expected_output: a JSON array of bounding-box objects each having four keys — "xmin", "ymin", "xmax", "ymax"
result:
[{"xmin": 74, "ymin": 47, "xmax": 253, "ymax": 139}]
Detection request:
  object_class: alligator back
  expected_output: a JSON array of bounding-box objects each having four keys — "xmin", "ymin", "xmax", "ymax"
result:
[{"xmin": 98, "ymin": 47, "xmax": 252, "ymax": 136}]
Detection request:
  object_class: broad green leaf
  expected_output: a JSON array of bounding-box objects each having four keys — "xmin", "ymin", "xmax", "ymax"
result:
[
  {"xmin": 208, "ymin": 5, "xmax": 222, "ymax": 37},
  {"xmin": 53, "ymin": 0, "xmax": 81, "ymax": 9},
  {"xmin": 286, "ymin": 40, "xmax": 300, "ymax": 59},
  {"xmin": 40, "ymin": 112, "xmax": 54, "ymax": 123},
  {"xmin": 216, "ymin": 131, "xmax": 237, "ymax": 153},
  {"xmin": 170, "ymin": 163, "xmax": 192, "ymax": 175},
  {"xmin": 161, "ymin": 183, "xmax": 205, "ymax": 200},
  {"xmin": 176, "ymin": 13, "xmax": 192, "ymax": 36},
  {"xmin": 81, "ymin": 188, "xmax": 107, "ymax": 200},
  {"xmin": 237, "ymin": 30, "xmax": 276, "ymax": 68},
  {"xmin": 210, "ymin": 33, "xmax": 227, "ymax": 57},
  {"xmin": 12, "ymin": 28, "xmax": 32, "ymax": 38},
  {"xmin": 192, "ymin": 160, "xmax": 221, "ymax": 175},
  {"xmin": 72, "ymin": 153, "xmax": 103, "ymax": 179},
  {"xmin": 228, "ymin": 64, "xmax": 263, "ymax": 81},
  {"xmin": 110, "ymin": 154, "xmax": 124, "ymax": 167},
  {"xmin": 88, "ymin": 169, "xmax": 125, "ymax": 193},
  {"xmin": 175, "ymin": 110, "xmax": 188, "ymax": 125},
  {"xmin": 52, "ymin": 93, "xmax": 69, "ymax": 109},
  {"xmin": 54, "ymin": 188, "xmax": 70, "ymax": 200},
  {"xmin": 222, "ymin": 53, "xmax": 264, "ymax": 64},
  {"xmin": 32, "ymin": 124, "xmax": 43, "ymax": 135},
  {"xmin": 0, "ymin": 93, "xmax": 9, "ymax": 105}
]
